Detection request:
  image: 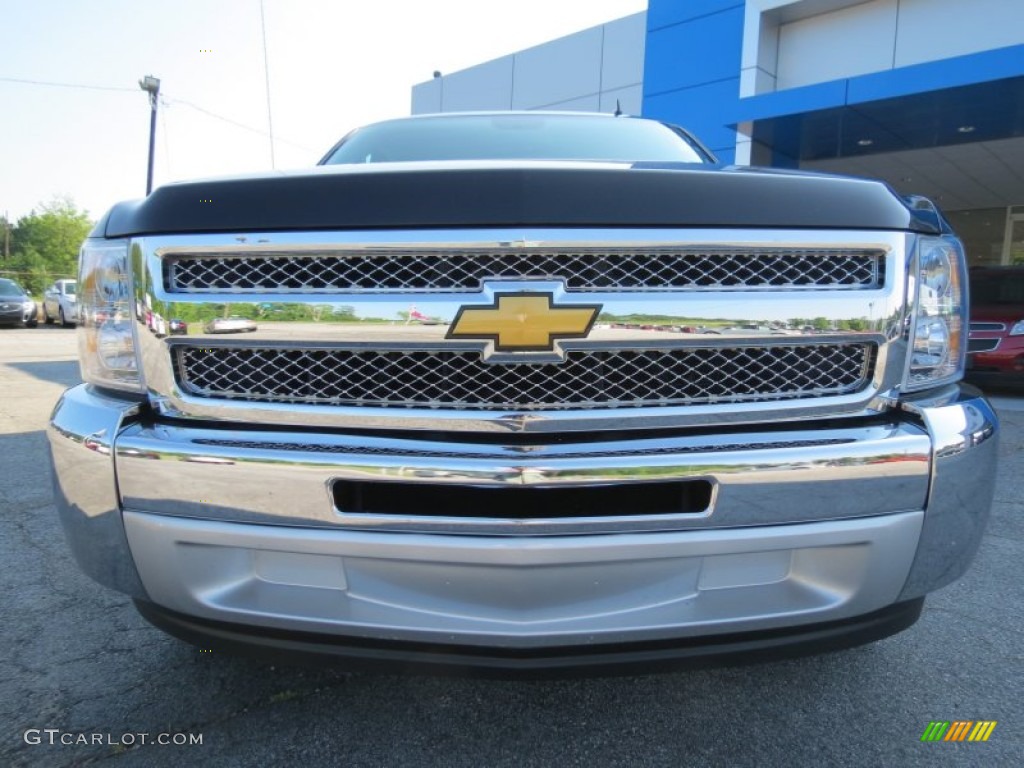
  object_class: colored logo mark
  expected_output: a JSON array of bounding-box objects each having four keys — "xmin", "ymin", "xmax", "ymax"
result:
[
  {"xmin": 447, "ymin": 292, "xmax": 600, "ymax": 352},
  {"xmin": 920, "ymin": 721, "xmax": 997, "ymax": 742}
]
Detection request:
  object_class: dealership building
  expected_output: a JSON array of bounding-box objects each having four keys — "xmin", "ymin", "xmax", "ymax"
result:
[{"xmin": 412, "ymin": 0, "xmax": 1024, "ymax": 266}]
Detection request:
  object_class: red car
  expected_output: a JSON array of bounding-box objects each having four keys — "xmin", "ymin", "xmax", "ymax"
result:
[{"xmin": 966, "ymin": 266, "xmax": 1024, "ymax": 385}]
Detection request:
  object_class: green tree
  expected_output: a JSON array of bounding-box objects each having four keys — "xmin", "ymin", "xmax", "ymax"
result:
[
  {"xmin": 0, "ymin": 213, "xmax": 12, "ymax": 260},
  {"xmin": 7, "ymin": 197, "xmax": 93, "ymax": 294}
]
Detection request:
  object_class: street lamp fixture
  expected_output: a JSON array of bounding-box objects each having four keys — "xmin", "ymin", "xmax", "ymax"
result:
[{"xmin": 138, "ymin": 75, "xmax": 161, "ymax": 195}]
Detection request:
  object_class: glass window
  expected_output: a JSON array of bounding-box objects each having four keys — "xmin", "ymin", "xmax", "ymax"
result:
[
  {"xmin": 944, "ymin": 208, "xmax": 1007, "ymax": 267},
  {"xmin": 1007, "ymin": 216, "xmax": 1024, "ymax": 266},
  {"xmin": 0, "ymin": 278, "xmax": 25, "ymax": 297},
  {"xmin": 969, "ymin": 271, "xmax": 1024, "ymax": 304},
  {"xmin": 322, "ymin": 114, "xmax": 709, "ymax": 165}
]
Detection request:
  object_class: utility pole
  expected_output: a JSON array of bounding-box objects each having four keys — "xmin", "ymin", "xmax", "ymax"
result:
[
  {"xmin": 3, "ymin": 211, "xmax": 9, "ymax": 260},
  {"xmin": 138, "ymin": 75, "xmax": 161, "ymax": 195},
  {"xmin": 260, "ymin": 0, "xmax": 276, "ymax": 168}
]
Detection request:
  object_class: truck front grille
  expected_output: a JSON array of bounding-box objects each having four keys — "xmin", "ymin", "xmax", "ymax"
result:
[
  {"xmin": 175, "ymin": 343, "xmax": 874, "ymax": 410},
  {"xmin": 166, "ymin": 248, "xmax": 883, "ymax": 293}
]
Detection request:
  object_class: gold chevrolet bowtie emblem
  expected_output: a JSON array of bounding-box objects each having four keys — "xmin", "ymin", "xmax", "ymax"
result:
[{"xmin": 447, "ymin": 292, "xmax": 601, "ymax": 351}]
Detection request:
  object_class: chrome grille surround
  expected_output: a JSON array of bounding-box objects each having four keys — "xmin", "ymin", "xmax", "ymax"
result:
[
  {"xmin": 189, "ymin": 437, "xmax": 854, "ymax": 459},
  {"xmin": 132, "ymin": 228, "xmax": 912, "ymax": 433},
  {"xmin": 174, "ymin": 343, "xmax": 874, "ymax": 410},
  {"xmin": 166, "ymin": 247, "xmax": 883, "ymax": 293}
]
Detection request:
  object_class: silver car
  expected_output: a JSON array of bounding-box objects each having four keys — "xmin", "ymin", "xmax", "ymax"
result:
[
  {"xmin": 43, "ymin": 279, "xmax": 78, "ymax": 327},
  {"xmin": 0, "ymin": 278, "xmax": 38, "ymax": 328}
]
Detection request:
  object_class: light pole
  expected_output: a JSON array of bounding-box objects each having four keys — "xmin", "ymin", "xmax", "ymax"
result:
[{"xmin": 138, "ymin": 75, "xmax": 160, "ymax": 195}]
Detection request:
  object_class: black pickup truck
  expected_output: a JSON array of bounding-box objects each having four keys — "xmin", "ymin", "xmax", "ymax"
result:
[{"xmin": 48, "ymin": 112, "xmax": 998, "ymax": 675}]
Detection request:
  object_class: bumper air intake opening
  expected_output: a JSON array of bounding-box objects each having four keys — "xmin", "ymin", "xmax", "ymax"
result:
[{"xmin": 332, "ymin": 479, "xmax": 715, "ymax": 520}]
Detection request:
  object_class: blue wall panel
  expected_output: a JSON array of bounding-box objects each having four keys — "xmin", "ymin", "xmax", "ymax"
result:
[
  {"xmin": 736, "ymin": 43, "xmax": 1024, "ymax": 124},
  {"xmin": 733, "ymin": 80, "xmax": 850, "ymax": 122},
  {"xmin": 643, "ymin": 2, "xmax": 1024, "ymax": 163},
  {"xmin": 645, "ymin": 78, "xmax": 742, "ymax": 161},
  {"xmin": 643, "ymin": 5, "xmax": 745, "ymax": 96},
  {"xmin": 646, "ymin": 0, "xmax": 743, "ymax": 33},
  {"xmin": 846, "ymin": 44, "xmax": 1024, "ymax": 104},
  {"xmin": 643, "ymin": 0, "xmax": 746, "ymax": 159}
]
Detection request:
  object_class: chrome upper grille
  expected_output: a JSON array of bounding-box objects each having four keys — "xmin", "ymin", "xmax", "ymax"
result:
[
  {"xmin": 165, "ymin": 248, "xmax": 883, "ymax": 293},
  {"xmin": 174, "ymin": 343, "xmax": 875, "ymax": 410}
]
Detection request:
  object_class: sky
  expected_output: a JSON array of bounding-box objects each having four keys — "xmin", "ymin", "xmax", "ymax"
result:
[{"xmin": 0, "ymin": 0, "xmax": 647, "ymax": 223}]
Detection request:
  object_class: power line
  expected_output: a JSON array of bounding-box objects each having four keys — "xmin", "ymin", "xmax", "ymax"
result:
[
  {"xmin": 2, "ymin": 74, "xmax": 315, "ymax": 153},
  {"xmin": 0, "ymin": 75, "xmax": 136, "ymax": 92},
  {"xmin": 164, "ymin": 96, "xmax": 314, "ymax": 152}
]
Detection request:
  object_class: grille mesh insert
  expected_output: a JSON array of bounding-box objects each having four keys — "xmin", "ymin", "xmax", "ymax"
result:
[
  {"xmin": 166, "ymin": 248, "xmax": 883, "ymax": 293},
  {"xmin": 175, "ymin": 344, "xmax": 874, "ymax": 410}
]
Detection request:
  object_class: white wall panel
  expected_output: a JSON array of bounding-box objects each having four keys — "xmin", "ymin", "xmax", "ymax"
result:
[
  {"xmin": 766, "ymin": 0, "xmax": 1024, "ymax": 93},
  {"xmin": 410, "ymin": 13, "xmax": 645, "ymax": 116},
  {"xmin": 438, "ymin": 56, "xmax": 515, "ymax": 112},
  {"xmin": 542, "ymin": 94, "xmax": 602, "ymax": 112},
  {"xmin": 776, "ymin": 0, "xmax": 898, "ymax": 90},
  {"xmin": 599, "ymin": 84, "xmax": 642, "ymax": 116},
  {"xmin": 894, "ymin": 0, "xmax": 1024, "ymax": 67},
  {"xmin": 411, "ymin": 79, "xmax": 441, "ymax": 114},
  {"xmin": 511, "ymin": 27, "xmax": 603, "ymax": 109},
  {"xmin": 601, "ymin": 13, "xmax": 646, "ymax": 92}
]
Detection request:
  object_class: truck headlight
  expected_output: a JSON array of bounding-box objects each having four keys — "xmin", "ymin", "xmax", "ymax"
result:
[
  {"xmin": 1010, "ymin": 320, "xmax": 1024, "ymax": 337},
  {"xmin": 904, "ymin": 236, "xmax": 966, "ymax": 391},
  {"xmin": 78, "ymin": 239, "xmax": 144, "ymax": 392}
]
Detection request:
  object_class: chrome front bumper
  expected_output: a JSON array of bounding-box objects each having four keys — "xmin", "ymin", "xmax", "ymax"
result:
[{"xmin": 48, "ymin": 383, "xmax": 998, "ymax": 652}]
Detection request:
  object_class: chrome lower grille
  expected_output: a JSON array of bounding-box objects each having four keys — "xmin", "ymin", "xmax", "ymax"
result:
[
  {"xmin": 174, "ymin": 344, "xmax": 875, "ymax": 410},
  {"xmin": 166, "ymin": 248, "xmax": 883, "ymax": 293}
]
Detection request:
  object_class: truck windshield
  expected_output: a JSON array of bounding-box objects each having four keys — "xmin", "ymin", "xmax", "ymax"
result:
[{"xmin": 321, "ymin": 114, "xmax": 710, "ymax": 165}]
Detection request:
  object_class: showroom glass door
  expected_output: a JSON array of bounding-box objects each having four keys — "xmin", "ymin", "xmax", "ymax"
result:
[{"xmin": 1004, "ymin": 208, "xmax": 1024, "ymax": 265}]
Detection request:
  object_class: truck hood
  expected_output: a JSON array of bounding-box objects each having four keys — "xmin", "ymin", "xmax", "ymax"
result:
[{"xmin": 94, "ymin": 160, "xmax": 943, "ymax": 238}]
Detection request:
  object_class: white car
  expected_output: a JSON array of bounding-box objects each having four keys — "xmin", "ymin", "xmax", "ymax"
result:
[
  {"xmin": 203, "ymin": 316, "xmax": 258, "ymax": 333},
  {"xmin": 43, "ymin": 279, "xmax": 78, "ymax": 327}
]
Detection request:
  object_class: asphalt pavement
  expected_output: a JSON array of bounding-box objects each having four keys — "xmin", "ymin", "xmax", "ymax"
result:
[{"xmin": 1, "ymin": 327, "xmax": 1020, "ymax": 767}]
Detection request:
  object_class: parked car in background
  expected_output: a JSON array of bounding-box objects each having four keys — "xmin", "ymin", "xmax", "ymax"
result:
[
  {"xmin": 0, "ymin": 278, "xmax": 39, "ymax": 328},
  {"xmin": 43, "ymin": 279, "xmax": 78, "ymax": 327},
  {"xmin": 967, "ymin": 266, "xmax": 1024, "ymax": 386},
  {"xmin": 168, "ymin": 319, "xmax": 188, "ymax": 335},
  {"xmin": 204, "ymin": 316, "xmax": 258, "ymax": 334}
]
